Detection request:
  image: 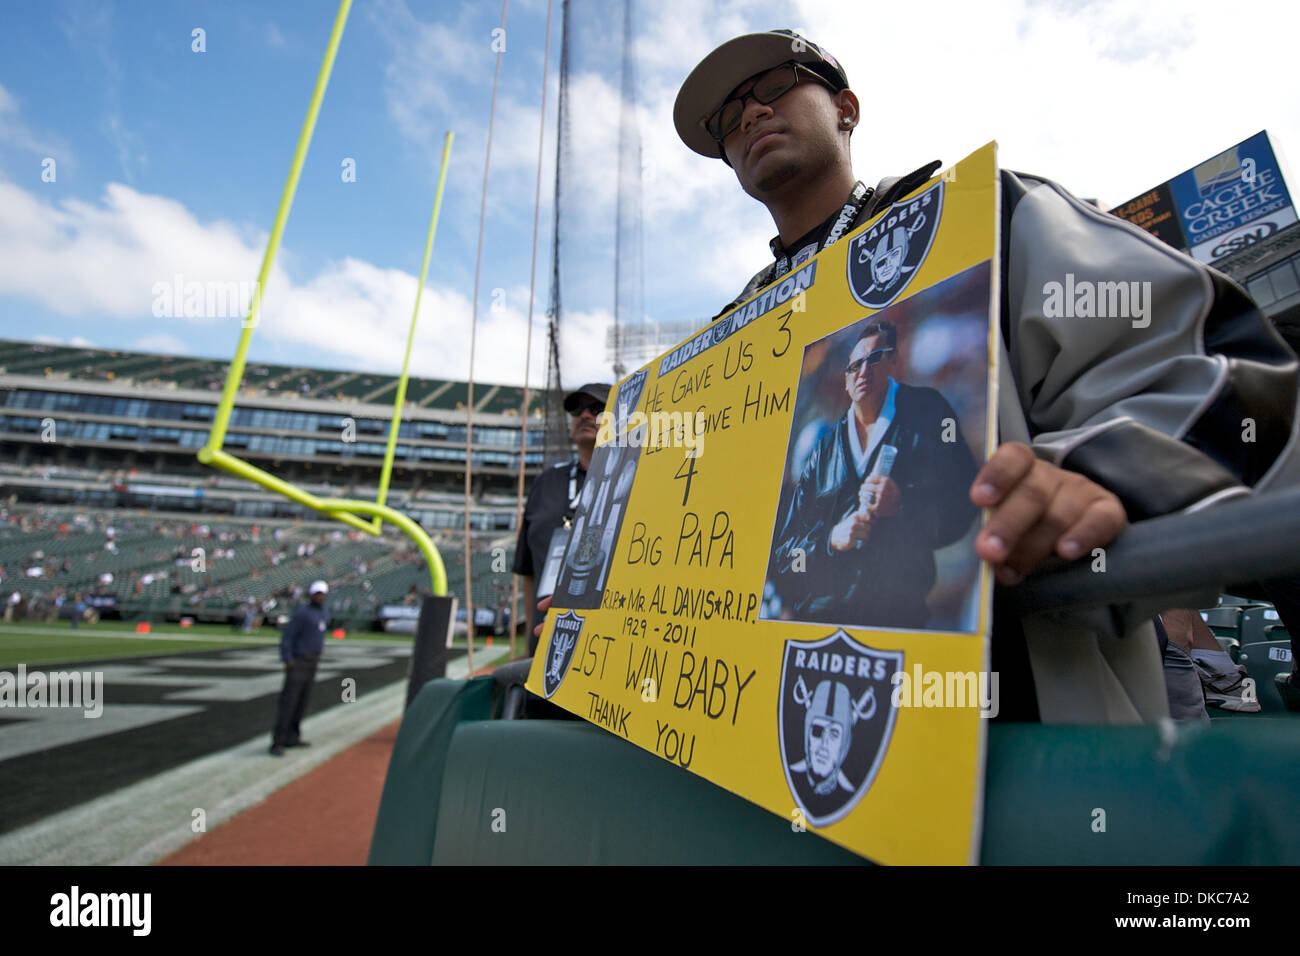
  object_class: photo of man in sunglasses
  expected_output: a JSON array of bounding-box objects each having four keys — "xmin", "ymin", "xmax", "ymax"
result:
[{"xmin": 767, "ymin": 318, "xmax": 979, "ymax": 629}]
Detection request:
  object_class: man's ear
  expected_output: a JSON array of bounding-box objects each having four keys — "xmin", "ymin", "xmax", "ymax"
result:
[{"xmin": 835, "ymin": 88, "xmax": 860, "ymax": 132}]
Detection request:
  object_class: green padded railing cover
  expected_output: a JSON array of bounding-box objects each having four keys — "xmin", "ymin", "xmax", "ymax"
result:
[
  {"xmin": 367, "ymin": 677, "xmax": 494, "ymax": 865},
  {"xmin": 980, "ymin": 720, "xmax": 1300, "ymax": 865},
  {"xmin": 370, "ymin": 678, "xmax": 1300, "ymax": 865},
  {"xmin": 431, "ymin": 721, "xmax": 863, "ymax": 865}
]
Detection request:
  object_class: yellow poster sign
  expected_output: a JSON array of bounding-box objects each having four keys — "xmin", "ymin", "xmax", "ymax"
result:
[{"xmin": 527, "ymin": 142, "xmax": 1000, "ymax": 864}]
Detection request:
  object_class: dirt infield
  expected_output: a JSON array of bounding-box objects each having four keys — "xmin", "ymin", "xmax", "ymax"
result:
[{"xmin": 159, "ymin": 720, "xmax": 401, "ymax": 866}]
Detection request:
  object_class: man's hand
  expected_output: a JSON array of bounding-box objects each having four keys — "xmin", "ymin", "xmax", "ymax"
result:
[
  {"xmin": 861, "ymin": 475, "xmax": 900, "ymax": 517},
  {"xmin": 830, "ymin": 510, "xmax": 873, "ymax": 551},
  {"xmin": 970, "ymin": 442, "xmax": 1126, "ymax": 585},
  {"xmin": 533, "ymin": 595, "xmax": 552, "ymax": 644}
]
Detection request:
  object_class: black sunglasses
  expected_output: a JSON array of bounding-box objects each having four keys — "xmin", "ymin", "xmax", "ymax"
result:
[
  {"xmin": 569, "ymin": 401, "xmax": 603, "ymax": 418},
  {"xmin": 844, "ymin": 347, "xmax": 895, "ymax": 376},
  {"xmin": 706, "ymin": 62, "xmax": 835, "ymax": 144}
]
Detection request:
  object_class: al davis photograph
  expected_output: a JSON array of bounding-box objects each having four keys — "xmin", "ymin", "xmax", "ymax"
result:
[{"xmin": 761, "ymin": 260, "xmax": 992, "ymax": 632}]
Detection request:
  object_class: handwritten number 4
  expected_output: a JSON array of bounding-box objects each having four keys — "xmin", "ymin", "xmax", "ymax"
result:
[{"xmin": 675, "ymin": 455, "xmax": 698, "ymax": 507}]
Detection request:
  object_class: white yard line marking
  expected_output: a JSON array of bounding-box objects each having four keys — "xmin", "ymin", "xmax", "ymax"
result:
[{"xmin": 0, "ymin": 626, "xmax": 279, "ymax": 645}]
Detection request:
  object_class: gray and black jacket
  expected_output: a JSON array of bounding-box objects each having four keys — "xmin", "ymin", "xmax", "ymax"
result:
[{"xmin": 716, "ymin": 162, "xmax": 1300, "ymax": 522}]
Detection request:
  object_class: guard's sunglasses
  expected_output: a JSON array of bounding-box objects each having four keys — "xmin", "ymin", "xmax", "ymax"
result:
[
  {"xmin": 705, "ymin": 62, "xmax": 835, "ymax": 143},
  {"xmin": 569, "ymin": 401, "xmax": 603, "ymax": 418},
  {"xmin": 844, "ymin": 347, "xmax": 895, "ymax": 376}
]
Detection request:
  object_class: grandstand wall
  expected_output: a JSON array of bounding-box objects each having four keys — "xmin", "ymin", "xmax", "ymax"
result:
[{"xmin": 0, "ymin": 339, "xmax": 550, "ymax": 492}]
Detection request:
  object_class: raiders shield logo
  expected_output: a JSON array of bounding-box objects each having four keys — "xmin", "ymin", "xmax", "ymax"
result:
[
  {"xmin": 613, "ymin": 369, "xmax": 648, "ymax": 435},
  {"xmin": 779, "ymin": 629, "xmax": 903, "ymax": 828},
  {"xmin": 847, "ymin": 180, "xmax": 944, "ymax": 310},
  {"xmin": 542, "ymin": 610, "xmax": 584, "ymax": 698}
]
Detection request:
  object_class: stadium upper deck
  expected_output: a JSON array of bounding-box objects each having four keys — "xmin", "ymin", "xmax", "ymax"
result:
[{"xmin": 0, "ymin": 339, "xmax": 549, "ymax": 493}]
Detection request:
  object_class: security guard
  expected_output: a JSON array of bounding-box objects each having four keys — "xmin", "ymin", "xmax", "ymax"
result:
[
  {"xmin": 513, "ymin": 383, "xmax": 610, "ymax": 653},
  {"xmin": 270, "ymin": 579, "xmax": 330, "ymax": 756}
]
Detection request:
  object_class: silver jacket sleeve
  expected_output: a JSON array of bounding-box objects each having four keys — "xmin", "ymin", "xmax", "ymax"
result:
[{"xmin": 1001, "ymin": 169, "xmax": 1300, "ymax": 520}]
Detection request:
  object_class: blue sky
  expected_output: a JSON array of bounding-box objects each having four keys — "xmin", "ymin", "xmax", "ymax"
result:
[{"xmin": 1, "ymin": 0, "xmax": 1297, "ymax": 388}]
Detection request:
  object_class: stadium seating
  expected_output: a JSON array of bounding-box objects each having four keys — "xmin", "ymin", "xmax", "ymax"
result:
[
  {"xmin": 1, "ymin": 504, "xmax": 516, "ymax": 631},
  {"xmin": 1240, "ymin": 605, "xmax": 1285, "ymax": 645},
  {"xmin": 1239, "ymin": 635, "xmax": 1295, "ymax": 714},
  {"xmin": 1201, "ymin": 606, "xmax": 1243, "ymax": 659}
]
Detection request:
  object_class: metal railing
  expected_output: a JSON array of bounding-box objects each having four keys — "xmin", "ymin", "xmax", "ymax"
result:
[{"xmin": 1012, "ymin": 486, "xmax": 1300, "ymax": 617}]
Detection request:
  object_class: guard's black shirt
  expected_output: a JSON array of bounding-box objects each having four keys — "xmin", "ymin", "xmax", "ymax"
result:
[{"xmin": 513, "ymin": 460, "xmax": 587, "ymax": 578}]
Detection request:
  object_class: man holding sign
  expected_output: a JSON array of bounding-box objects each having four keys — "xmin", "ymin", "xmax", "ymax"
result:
[{"xmin": 673, "ymin": 30, "xmax": 1299, "ymax": 721}]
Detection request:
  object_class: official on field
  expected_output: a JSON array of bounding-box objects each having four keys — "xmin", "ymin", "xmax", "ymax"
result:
[{"xmin": 270, "ymin": 579, "xmax": 330, "ymax": 756}]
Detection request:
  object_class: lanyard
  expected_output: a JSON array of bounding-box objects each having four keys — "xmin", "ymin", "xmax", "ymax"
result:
[
  {"xmin": 771, "ymin": 180, "xmax": 872, "ymax": 280},
  {"xmin": 562, "ymin": 459, "xmax": 583, "ymax": 527}
]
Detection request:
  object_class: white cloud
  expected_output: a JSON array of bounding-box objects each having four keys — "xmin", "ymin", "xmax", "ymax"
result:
[
  {"xmin": 0, "ymin": 177, "xmax": 560, "ymax": 387},
  {"xmin": 790, "ymin": 0, "xmax": 1300, "ymax": 205},
  {"xmin": 0, "ymin": 179, "xmax": 273, "ymax": 319},
  {"xmin": 0, "ymin": 83, "xmax": 70, "ymax": 163},
  {"xmin": 370, "ymin": 0, "xmax": 491, "ymax": 149}
]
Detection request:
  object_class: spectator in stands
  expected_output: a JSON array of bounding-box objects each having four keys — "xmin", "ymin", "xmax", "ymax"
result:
[
  {"xmin": 1155, "ymin": 608, "xmax": 1257, "ymax": 719},
  {"xmin": 513, "ymin": 382, "xmax": 610, "ymax": 653},
  {"xmin": 4, "ymin": 590, "xmax": 21, "ymax": 623},
  {"xmin": 270, "ymin": 580, "xmax": 331, "ymax": 756}
]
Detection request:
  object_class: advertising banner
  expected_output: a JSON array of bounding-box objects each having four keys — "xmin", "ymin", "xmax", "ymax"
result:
[
  {"xmin": 1108, "ymin": 183, "xmax": 1188, "ymax": 250},
  {"xmin": 1168, "ymin": 130, "xmax": 1296, "ymax": 263},
  {"xmin": 527, "ymin": 142, "xmax": 1001, "ymax": 864}
]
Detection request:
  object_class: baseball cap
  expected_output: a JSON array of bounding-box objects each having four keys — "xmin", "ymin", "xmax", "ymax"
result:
[
  {"xmin": 308, "ymin": 580, "xmax": 329, "ymax": 595},
  {"xmin": 674, "ymin": 30, "xmax": 850, "ymax": 161},
  {"xmin": 563, "ymin": 383, "xmax": 611, "ymax": 413}
]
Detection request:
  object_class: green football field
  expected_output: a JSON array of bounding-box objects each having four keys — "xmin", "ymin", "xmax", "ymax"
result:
[
  {"xmin": 0, "ymin": 620, "xmax": 272, "ymax": 668},
  {"xmin": 0, "ymin": 619, "xmax": 507, "ymax": 668},
  {"xmin": 0, "ymin": 620, "xmax": 408, "ymax": 669}
]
